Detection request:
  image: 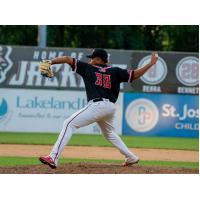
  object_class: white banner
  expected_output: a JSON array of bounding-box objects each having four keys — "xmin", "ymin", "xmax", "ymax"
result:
[{"xmin": 0, "ymin": 88, "xmax": 123, "ymax": 134}]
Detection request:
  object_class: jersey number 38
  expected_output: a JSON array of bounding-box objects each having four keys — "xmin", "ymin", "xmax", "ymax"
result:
[{"xmin": 95, "ymin": 72, "xmax": 111, "ymax": 89}]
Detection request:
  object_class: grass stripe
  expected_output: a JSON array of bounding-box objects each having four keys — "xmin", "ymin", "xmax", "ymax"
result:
[
  {"xmin": 0, "ymin": 132, "xmax": 199, "ymax": 151},
  {"xmin": 0, "ymin": 157, "xmax": 198, "ymax": 169}
]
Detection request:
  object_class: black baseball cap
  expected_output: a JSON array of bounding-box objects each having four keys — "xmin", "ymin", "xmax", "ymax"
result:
[{"xmin": 86, "ymin": 48, "xmax": 108, "ymax": 63}]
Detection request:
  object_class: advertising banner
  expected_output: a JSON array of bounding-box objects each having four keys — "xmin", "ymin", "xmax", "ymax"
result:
[
  {"xmin": 0, "ymin": 45, "xmax": 198, "ymax": 95},
  {"xmin": 0, "ymin": 88, "xmax": 123, "ymax": 134},
  {"xmin": 128, "ymin": 52, "xmax": 199, "ymax": 95},
  {"xmin": 123, "ymin": 93, "xmax": 199, "ymax": 137},
  {"xmin": 0, "ymin": 45, "xmax": 131, "ymax": 90}
]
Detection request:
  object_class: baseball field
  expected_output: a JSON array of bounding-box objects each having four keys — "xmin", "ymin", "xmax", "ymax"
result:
[{"xmin": 0, "ymin": 131, "xmax": 198, "ymax": 174}]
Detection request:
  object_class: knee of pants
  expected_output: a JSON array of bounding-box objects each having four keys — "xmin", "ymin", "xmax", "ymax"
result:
[
  {"xmin": 63, "ymin": 118, "xmax": 76, "ymax": 129},
  {"xmin": 102, "ymin": 131, "xmax": 115, "ymax": 138},
  {"xmin": 100, "ymin": 126, "xmax": 115, "ymax": 136}
]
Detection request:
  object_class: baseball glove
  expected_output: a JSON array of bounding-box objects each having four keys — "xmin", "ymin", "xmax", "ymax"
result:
[{"xmin": 39, "ymin": 60, "xmax": 54, "ymax": 78}]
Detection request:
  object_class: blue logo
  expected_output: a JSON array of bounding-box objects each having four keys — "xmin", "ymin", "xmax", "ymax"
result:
[
  {"xmin": 125, "ymin": 98, "xmax": 159, "ymax": 133},
  {"xmin": 0, "ymin": 98, "xmax": 8, "ymax": 120}
]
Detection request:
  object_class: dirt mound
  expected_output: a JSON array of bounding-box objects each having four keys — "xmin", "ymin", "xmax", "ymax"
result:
[{"xmin": 0, "ymin": 163, "xmax": 198, "ymax": 174}]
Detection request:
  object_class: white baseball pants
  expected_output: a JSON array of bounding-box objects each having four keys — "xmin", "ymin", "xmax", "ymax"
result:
[{"xmin": 49, "ymin": 99, "xmax": 138, "ymax": 165}]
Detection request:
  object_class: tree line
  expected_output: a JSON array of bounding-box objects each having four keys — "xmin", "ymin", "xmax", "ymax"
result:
[{"xmin": 0, "ymin": 25, "xmax": 198, "ymax": 52}]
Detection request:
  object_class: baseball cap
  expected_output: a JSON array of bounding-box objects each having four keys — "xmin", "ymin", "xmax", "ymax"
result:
[{"xmin": 86, "ymin": 48, "xmax": 108, "ymax": 62}]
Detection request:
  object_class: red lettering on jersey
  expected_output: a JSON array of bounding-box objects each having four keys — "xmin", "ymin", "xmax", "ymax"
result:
[
  {"xmin": 95, "ymin": 72, "xmax": 102, "ymax": 86},
  {"xmin": 103, "ymin": 74, "xmax": 111, "ymax": 89},
  {"xmin": 95, "ymin": 73, "xmax": 111, "ymax": 89}
]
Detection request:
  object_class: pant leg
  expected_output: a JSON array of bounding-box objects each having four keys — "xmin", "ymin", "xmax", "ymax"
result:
[
  {"xmin": 50, "ymin": 103, "xmax": 96, "ymax": 165},
  {"xmin": 97, "ymin": 113, "xmax": 139, "ymax": 161}
]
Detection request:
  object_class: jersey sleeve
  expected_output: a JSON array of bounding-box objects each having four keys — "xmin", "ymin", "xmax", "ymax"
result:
[
  {"xmin": 71, "ymin": 58, "xmax": 88, "ymax": 76},
  {"xmin": 116, "ymin": 68, "xmax": 134, "ymax": 83}
]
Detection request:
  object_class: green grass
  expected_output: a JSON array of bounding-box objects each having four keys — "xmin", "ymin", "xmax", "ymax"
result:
[
  {"xmin": 0, "ymin": 156, "xmax": 198, "ymax": 169},
  {"xmin": 0, "ymin": 132, "xmax": 199, "ymax": 150}
]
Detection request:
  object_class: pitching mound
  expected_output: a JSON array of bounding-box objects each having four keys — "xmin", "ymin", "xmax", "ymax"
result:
[{"xmin": 0, "ymin": 163, "xmax": 198, "ymax": 174}]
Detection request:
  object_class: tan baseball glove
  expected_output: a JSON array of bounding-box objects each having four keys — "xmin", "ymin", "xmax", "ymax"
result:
[{"xmin": 39, "ymin": 60, "xmax": 54, "ymax": 78}]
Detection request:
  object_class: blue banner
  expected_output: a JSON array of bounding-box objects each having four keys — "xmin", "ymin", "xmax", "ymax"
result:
[{"xmin": 123, "ymin": 93, "xmax": 199, "ymax": 137}]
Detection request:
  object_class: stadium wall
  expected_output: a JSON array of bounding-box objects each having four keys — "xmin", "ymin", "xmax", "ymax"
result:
[{"xmin": 0, "ymin": 45, "xmax": 199, "ymax": 137}]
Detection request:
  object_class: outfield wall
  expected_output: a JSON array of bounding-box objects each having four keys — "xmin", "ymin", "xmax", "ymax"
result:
[
  {"xmin": 0, "ymin": 45, "xmax": 199, "ymax": 137},
  {"xmin": 0, "ymin": 88, "xmax": 198, "ymax": 137}
]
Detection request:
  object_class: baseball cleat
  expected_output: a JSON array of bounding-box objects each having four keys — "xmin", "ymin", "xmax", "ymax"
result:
[
  {"xmin": 39, "ymin": 156, "xmax": 57, "ymax": 169},
  {"xmin": 122, "ymin": 158, "xmax": 140, "ymax": 167}
]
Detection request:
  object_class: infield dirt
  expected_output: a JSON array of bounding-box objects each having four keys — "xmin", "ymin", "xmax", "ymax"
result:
[
  {"xmin": 0, "ymin": 144, "xmax": 198, "ymax": 162},
  {"xmin": 0, "ymin": 144, "xmax": 198, "ymax": 174},
  {"xmin": 0, "ymin": 163, "xmax": 198, "ymax": 174}
]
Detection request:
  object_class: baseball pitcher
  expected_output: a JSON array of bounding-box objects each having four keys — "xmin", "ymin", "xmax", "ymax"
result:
[{"xmin": 39, "ymin": 49, "xmax": 158, "ymax": 168}]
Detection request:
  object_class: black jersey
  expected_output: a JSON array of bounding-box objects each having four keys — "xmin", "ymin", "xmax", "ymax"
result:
[{"xmin": 71, "ymin": 59, "xmax": 134, "ymax": 103}]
